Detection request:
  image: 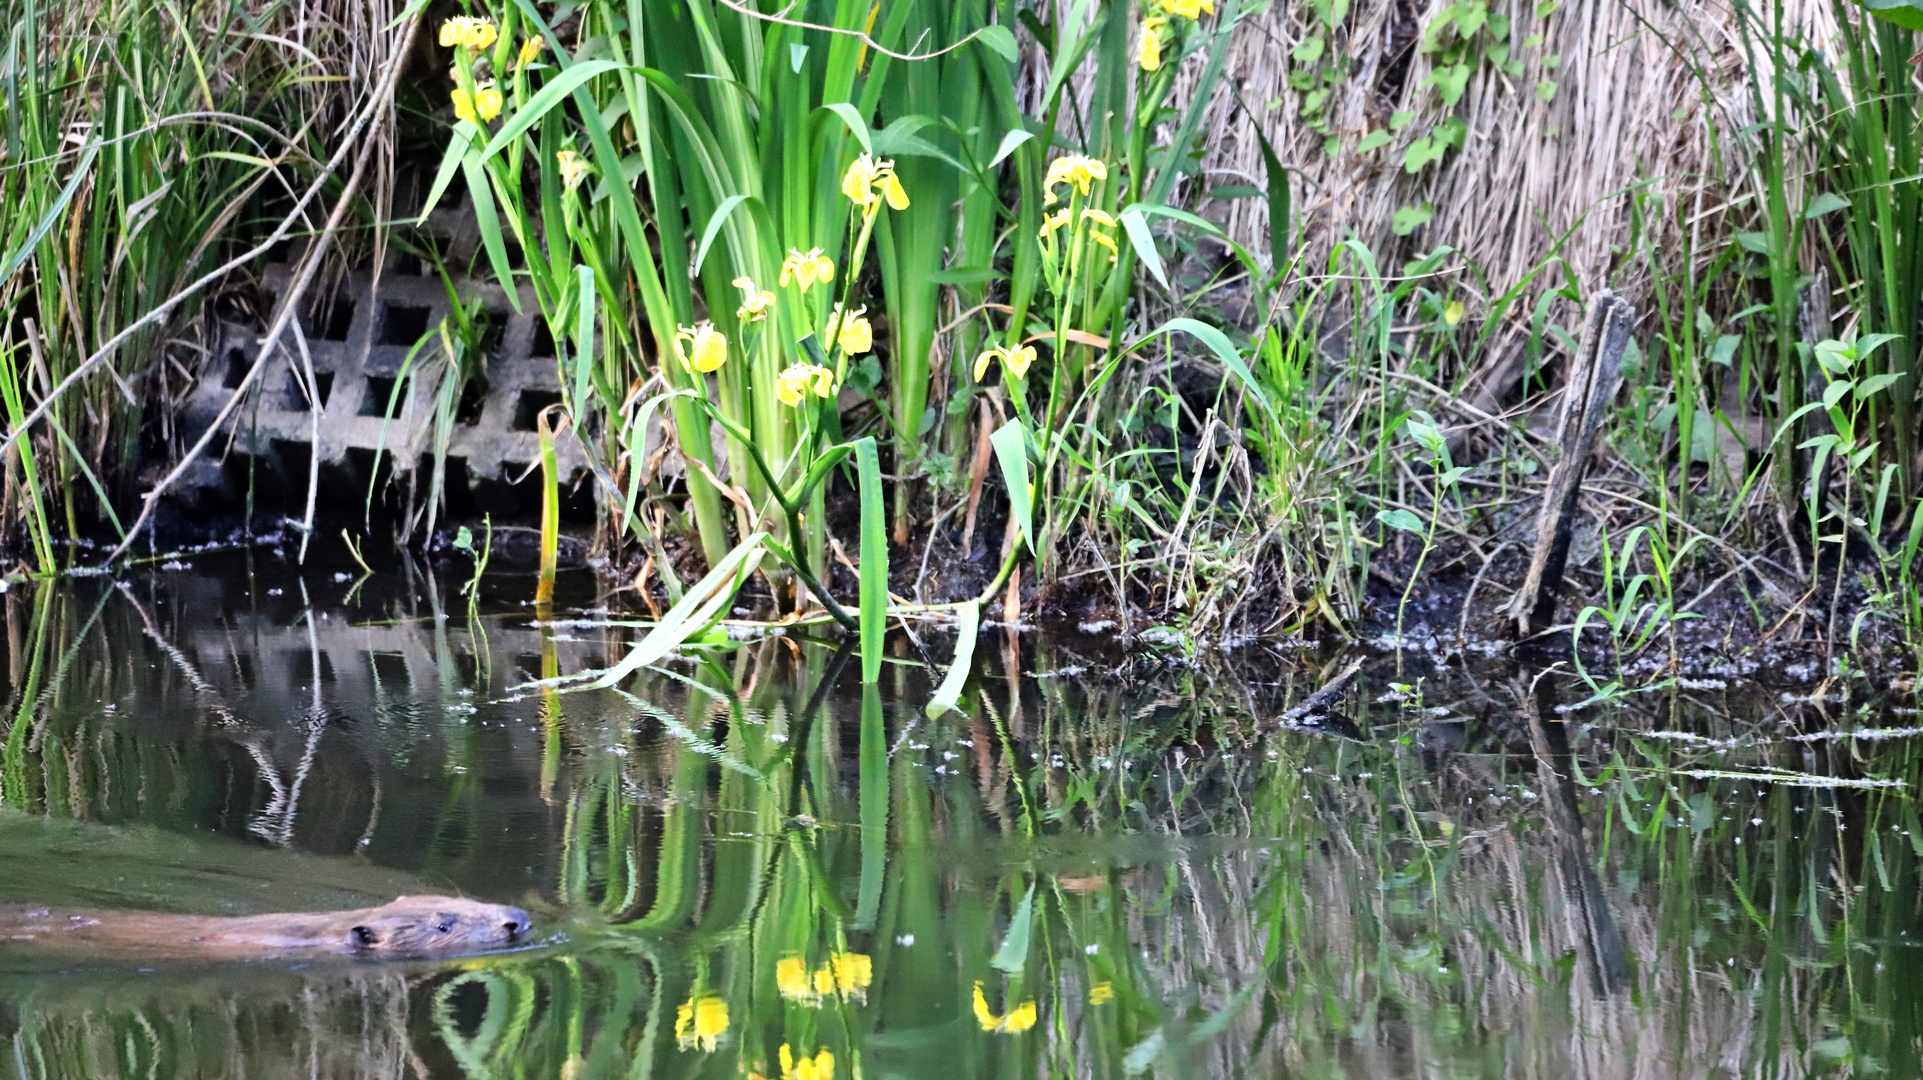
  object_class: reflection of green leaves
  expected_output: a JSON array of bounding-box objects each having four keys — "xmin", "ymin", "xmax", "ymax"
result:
[
  {"xmin": 926, "ymin": 601, "xmax": 979, "ymax": 718},
  {"xmin": 992, "ymin": 883, "xmax": 1036, "ymax": 973}
]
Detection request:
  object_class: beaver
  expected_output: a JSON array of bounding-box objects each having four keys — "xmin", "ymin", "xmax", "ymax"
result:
[{"xmin": 0, "ymin": 895, "xmax": 532, "ymax": 961}]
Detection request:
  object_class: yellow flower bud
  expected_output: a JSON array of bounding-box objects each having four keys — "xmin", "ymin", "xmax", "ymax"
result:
[
  {"xmin": 472, "ymin": 82, "xmax": 503, "ymax": 122},
  {"xmin": 733, "ymin": 276, "xmax": 776, "ymax": 322},
  {"xmin": 775, "ymin": 363, "xmax": 836, "ymax": 407},
  {"xmin": 464, "ymin": 17, "xmax": 499, "ymax": 49},
  {"xmin": 518, "ymin": 36, "xmax": 544, "ymax": 68},
  {"xmin": 1005, "ymin": 343, "xmax": 1036, "ymax": 378},
  {"xmin": 673, "ymin": 322, "xmax": 729, "ymax": 374},
  {"xmin": 973, "ymin": 344, "xmax": 1035, "ymax": 381},
  {"xmin": 824, "ymin": 304, "xmax": 872, "ymax": 356},
  {"xmin": 440, "ymin": 16, "xmax": 500, "ymax": 50},
  {"xmin": 775, "ymin": 365, "xmax": 809, "ymax": 407},
  {"xmin": 555, "ymin": 149, "xmax": 590, "ymax": 190}
]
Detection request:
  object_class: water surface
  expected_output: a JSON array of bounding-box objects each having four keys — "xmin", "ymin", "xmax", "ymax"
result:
[{"xmin": 0, "ymin": 558, "xmax": 1917, "ymax": 1078}]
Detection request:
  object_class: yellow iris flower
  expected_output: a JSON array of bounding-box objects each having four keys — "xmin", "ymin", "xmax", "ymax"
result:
[
  {"xmin": 673, "ymin": 322, "xmax": 729, "ymax": 374},
  {"xmin": 1043, "ymin": 154, "xmax": 1108, "ymax": 204},
  {"xmin": 517, "ymin": 36, "xmax": 544, "ymax": 68},
  {"xmin": 973, "ymin": 343, "xmax": 1036, "ymax": 382},
  {"xmin": 824, "ymin": 304, "xmax": 872, "ymax": 355},
  {"xmin": 1162, "ymin": 0, "xmax": 1212, "ymax": 17},
  {"xmin": 555, "ymin": 150, "xmax": 590, "ymax": 190},
  {"xmin": 438, "ymin": 16, "xmax": 499, "ymax": 50},
  {"xmin": 1089, "ymin": 981, "xmax": 1116, "ymax": 1005},
  {"xmin": 1140, "ymin": 17, "xmax": 1166, "ymax": 71},
  {"xmin": 840, "ymin": 152, "xmax": 910, "ymax": 214},
  {"xmin": 972, "ymin": 981, "xmax": 1038, "ymax": 1034},
  {"xmin": 673, "ymin": 994, "xmax": 728, "ymax": 1052},
  {"xmin": 780, "ymin": 247, "xmax": 836, "ymax": 289},
  {"xmin": 451, "ymin": 82, "xmax": 503, "ymax": 124},
  {"xmin": 1038, "ymin": 208, "xmax": 1072, "ymax": 241},
  {"xmin": 733, "ymin": 276, "xmax": 776, "ymax": 322},
  {"xmin": 775, "ymin": 363, "xmax": 836, "ymax": 407}
]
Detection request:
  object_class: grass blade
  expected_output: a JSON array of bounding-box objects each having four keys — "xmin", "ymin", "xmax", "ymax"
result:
[
  {"xmin": 991, "ymin": 418, "xmax": 1033, "ymax": 554},
  {"xmin": 856, "ymin": 436, "xmax": 887, "ymax": 684},
  {"xmin": 925, "ymin": 599, "xmax": 979, "ymax": 718},
  {"xmin": 592, "ymin": 533, "xmax": 768, "ymax": 687}
]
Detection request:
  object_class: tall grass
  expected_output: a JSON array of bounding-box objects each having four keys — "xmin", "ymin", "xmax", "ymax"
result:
[{"xmin": 3, "ymin": 0, "xmax": 1923, "ymax": 663}]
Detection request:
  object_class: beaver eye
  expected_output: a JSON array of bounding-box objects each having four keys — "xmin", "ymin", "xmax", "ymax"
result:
[
  {"xmin": 351, "ymin": 925, "xmax": 378, "ymax": 947},
  {"xmin": 436, "ymin": 920, "xmax": 454, "ymax": 933}
]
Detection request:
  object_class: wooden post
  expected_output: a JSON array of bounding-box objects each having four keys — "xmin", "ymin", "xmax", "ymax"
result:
[{"xmin": 1509, "ymin": 291, "xmax": 1634, "ymax": 639}]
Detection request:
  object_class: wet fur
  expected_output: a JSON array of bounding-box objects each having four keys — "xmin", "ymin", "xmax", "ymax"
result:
[{"xmin": 0, "ymin": 895, "xmax": 531, "ymax": 960}]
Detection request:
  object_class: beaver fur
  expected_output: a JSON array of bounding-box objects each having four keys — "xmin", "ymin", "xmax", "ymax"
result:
[{"xmin": 0, "ymin": 895, "xmax": 532, "ymax": 960}]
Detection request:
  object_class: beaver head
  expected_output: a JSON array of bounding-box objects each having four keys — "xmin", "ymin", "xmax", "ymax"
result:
[{"xmin": 345, "ymin": 896, "xmax": 532, "ymax": 956}]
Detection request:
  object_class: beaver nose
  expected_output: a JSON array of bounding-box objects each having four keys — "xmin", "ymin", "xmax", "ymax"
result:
[{"xmin": 503, "ymin": 907, "xmax": 532, "ymax": 940}]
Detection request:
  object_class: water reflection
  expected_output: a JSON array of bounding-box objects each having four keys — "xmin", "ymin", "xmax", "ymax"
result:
[{"xmin": 0, "ymin": 563, "xmax": 1917, "ymax": 1078}]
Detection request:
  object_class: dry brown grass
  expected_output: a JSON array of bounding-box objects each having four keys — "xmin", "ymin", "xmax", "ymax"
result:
[{"xmin": 1167, "ymin": 0, "xmax": 1840, "ymax": 354}]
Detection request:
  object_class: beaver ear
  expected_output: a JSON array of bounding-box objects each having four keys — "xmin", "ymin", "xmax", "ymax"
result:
[{"xmin": 351, "ymin": 924, "xmax": 380, "ymax": 948}]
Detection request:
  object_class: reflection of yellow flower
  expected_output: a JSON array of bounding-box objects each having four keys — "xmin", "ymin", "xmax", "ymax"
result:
[
  {"xmin": 674, "ymin": 322, "xmax": 729, "ymax": 374},
  {"xmin": 1139, "ymin": 17, "xmax": 1166, "ymax": 71},
  {"xmin": 777, "ymin": 955, "xmax": 817, "ymax": 1003},
  {"xmin": 823, "ymin": 304, "xmax": 872, "ymax": 356},
  {"xmin": 775, "ymin": 363, "xmax": 836, "ymax": 407},
  {"xmin": 1089, "ymin": 981, "xmax": 1115, "ymax": 1005},
  {"xmin": 780, "ymin": 247, "xmax": 836, "ymax": 289},
  {"xmin": 973, "ymin": 981, "xmax": 1038, "ymax": 1034},
  {"xmin": 1044, "ymin": 154, "xmax": 1108, "ymax": 204},
  {"xmin": 555, "ymin": 150, "xmax": 590, "ymax": 191},
  {"xmin": 438, "ymin": 16, "xmax": 499, "ymax": 50},
  {"xmin": 973, "ymin": 343, "xmax": 1036, "ymax": 382},
  {"xmin": 777, "ymin": 1044, "xmax": 835, "ymax": 1080},
  {"xmin": 673, "ymin": 994, "xmax": 728, "ymax": 1052},
  {"xmin": 840, "ymin": 152, "xmax": 910, "ymax": 214},
  {"xmin": 830, "ymin": 952, "xmax": 872, "ymax": 1002},
  {"xmin": 517, "ymin": 36, "xmax": 544, "ymax": 68},
  {"xmin": 733, "ymin": 276, "xmax": 776, "ymax": 323},
  {"xmin": 451, "ymin": 83, "xmax": 503, "ymax": 124},
  {"xmin": 776, "ymin": 951, "xmax": 875, "ymax": 1003}
]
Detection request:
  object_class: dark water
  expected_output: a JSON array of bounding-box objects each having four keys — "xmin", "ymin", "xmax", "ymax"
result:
[{"xmin": 0, "ymin": 557, "xmax": 1918, "ymax": 1078}]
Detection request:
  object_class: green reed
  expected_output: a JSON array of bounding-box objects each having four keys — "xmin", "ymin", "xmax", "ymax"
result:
[{"xmin": 0, "ymin": 0, "xmax": 323, "ymax": 571}]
